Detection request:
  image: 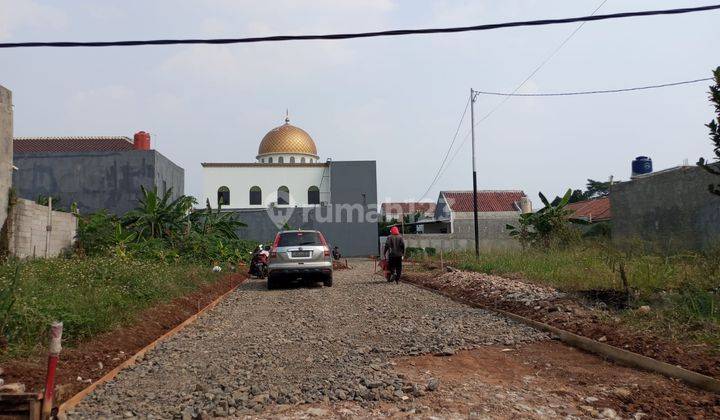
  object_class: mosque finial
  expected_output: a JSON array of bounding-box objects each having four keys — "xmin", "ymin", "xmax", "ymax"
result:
[{"xmin": 285, "ymin": 109, "xmax": 290, "ymax": 124}]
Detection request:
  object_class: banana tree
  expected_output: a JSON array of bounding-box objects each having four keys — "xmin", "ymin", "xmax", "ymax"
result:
[{"xmin": 506, "ymin": 189, "xmax": 574, "ymax": 247}]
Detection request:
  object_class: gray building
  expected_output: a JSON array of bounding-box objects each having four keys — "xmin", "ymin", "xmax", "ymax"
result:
[
  {"xmin": 612, "ymin": 164, "xmax": 720, "ymax": 251},
  {"xmin": 12, "ymin": 135, "xmax": 184, "ymax": 216},
  {"xmin": 220, "ymin": 161, "xmax": 379, "ymax": 257},
  {"xmin": 0, "ymin": 85, "xmax": 12, "ymax": 235}
]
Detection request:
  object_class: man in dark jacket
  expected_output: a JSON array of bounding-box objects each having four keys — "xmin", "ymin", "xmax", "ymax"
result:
[{"xmin": 384, "ymin": 226, "xmax": 405, "ymax": 283}]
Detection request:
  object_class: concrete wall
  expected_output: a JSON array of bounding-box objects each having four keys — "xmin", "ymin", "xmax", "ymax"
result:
[
  {"xmin": 8, "ymin": 198, "xmax": 77, "ymax": 258},
  {"xmin": 228, "ymin": 161, "xmax": 379, "ymax": 257},
  {"xmin": 611, "ymin": 165, "xmax": 720, "ymax": 250},
  {"xmin": 0, "ymin": 85, "xmax": 11, "ymax": 233},
  {"xmin": 12, "ymin": 150, "xmax": 184, "ymax": 216},
  {"xmin": 403, "ymin": 212, "xmax": 521, "ymax": 252}
]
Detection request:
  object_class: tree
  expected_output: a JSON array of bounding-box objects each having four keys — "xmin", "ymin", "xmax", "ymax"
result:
[
  {"xmin": 697, "ymin": 67, "xmax": 720, "ymax": 195},
  {"xmin": 506, "ymin": 189, "xmax": 576, "ymax": 247},
  {"xmin": 122, "ymin": 186, "xmax": 196, "ymax": 240}
]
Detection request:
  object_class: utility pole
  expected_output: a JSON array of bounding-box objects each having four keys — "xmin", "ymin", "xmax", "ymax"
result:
[{"xmin": 470, "ymin": 89, "xmax": 479, "ymax": 259}]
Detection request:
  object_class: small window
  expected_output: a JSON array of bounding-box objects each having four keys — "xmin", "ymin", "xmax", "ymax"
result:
[
  {"xmin": 268, "ymin": 157, "xmax": 273, "ymax": 163},
  {"xmin": 217, "ymin": 186, "xmax": 230, "ymax": 206},
  {"xmin": 308, "ymin": 186, "xmax": 320, "ymax": 205},
  {"xmin": 249, "ymin": 186, "xmax": 262, "ymax": 205},
  {"xmin": 277, "ymin": 186, "xmax": 289, "ymax": 205},
  {"xmin": 279, "ymin": 156, "xmax": 284, "ymax": 163},
  {"xmin": 290, "ymin": 156, "xmax": 295, "ymax": 163},
  {"xmin": 301, "ymin": 157, "xmax": 306, "ymax": 163}
]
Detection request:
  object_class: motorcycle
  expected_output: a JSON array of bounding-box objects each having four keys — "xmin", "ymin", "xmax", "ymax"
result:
[{"xmin": 249, "ymin": 252, "xmax": 269, "ymax": 279}]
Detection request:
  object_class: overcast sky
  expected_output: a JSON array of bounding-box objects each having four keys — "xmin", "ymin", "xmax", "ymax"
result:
[{"xmin": 2, "ymin": 0, "xmax": 719, "ymax": 207}]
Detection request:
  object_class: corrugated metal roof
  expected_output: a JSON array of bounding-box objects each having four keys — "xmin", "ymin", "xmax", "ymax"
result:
[
  {"xmin": 566, "ymin": 196, "xmax": 611, "ymax": 222},
  {"xmin": 14, "ymin": 136, "xmax": 135, "ymax": 153},
  {"xmin": 442, "ymin": 190, "xmax": 525, "ymax": 212}
]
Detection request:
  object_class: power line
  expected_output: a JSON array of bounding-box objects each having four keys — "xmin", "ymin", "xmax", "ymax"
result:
[
  {"xmin": 1, "ymin": 4, "xmax": 718, "ymax": 49},
  {"xmin": 435, "ymin": 73, "xmax": 712, "ymax": 186},
  {"xmin": 425, "ymin": 0, "xmax": 609, "ymax": 195},
  {"xmin": 418, "ymin": 97, "xmax": 470, "ymax": 200},
  {"xmin": 473, "ymin": 0, "xmax": 608, "ymax": 127},
  {"xmin": 473, "ymin": 77, "xmax": 713, "ymax": 97}
]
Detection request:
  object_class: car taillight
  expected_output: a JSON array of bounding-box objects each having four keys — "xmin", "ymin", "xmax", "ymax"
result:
[
  {"xmin": 270, "ymin": 233, "xmax": 280, "ymax": 257},
  {"xmin": 318, "ymin": 233, "xmax": 330, "ymax": 257}
]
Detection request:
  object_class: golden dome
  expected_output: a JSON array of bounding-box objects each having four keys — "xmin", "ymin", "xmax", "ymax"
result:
[{"xmin": 257, "ymin": 119, "xmax": 318, "ymax": 158}]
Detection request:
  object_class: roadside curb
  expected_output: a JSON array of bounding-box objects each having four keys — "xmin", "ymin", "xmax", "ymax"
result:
[
  {"xmin": 57, "ymin": 276, "xmax": 246, "ymax": 416},
  {"xmin": 402, "ymin": 278, "xmax": 720, "ymax": 394}
]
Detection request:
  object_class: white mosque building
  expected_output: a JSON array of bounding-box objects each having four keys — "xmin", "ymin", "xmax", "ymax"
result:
[
  {"xmin": 202, "ymin": 116, "xmax": 330, "ymax": 208},
  {"xmin": 201, "ymin": 116, "xmax": 378, "ymax": 256}
]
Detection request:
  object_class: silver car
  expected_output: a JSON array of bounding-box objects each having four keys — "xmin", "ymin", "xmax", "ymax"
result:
[{"xmin": 267, "ymin": 230, "xmax": 333, "ymax": 289}]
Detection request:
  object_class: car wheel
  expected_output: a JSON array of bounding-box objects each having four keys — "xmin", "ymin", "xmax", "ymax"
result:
[{"xmin": 323, "ymin": 276, "xmax": 333, "ymax": 287}]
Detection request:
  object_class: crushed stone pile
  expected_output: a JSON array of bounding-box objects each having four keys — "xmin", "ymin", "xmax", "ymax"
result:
[{"xmin": 437, "ymin": 270, "xmax": 563, "ymax": 305}]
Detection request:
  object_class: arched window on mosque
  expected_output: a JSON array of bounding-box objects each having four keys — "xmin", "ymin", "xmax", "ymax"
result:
[
  {"xmin": 217, "ymin": 186, "xmax": 230, "ymax": 206},
  {"xmin": 301, "ymin": 157, "xmax": 306, "ymax": 163},
  {"xmin": 268, "ymin": 157, "xmax": 273, "ymax": 163},
  {"xmin": 277, "ymin": 186, "xmax": 290, "ymax": 205},
  {"xmin": 279, "ymin": 156, "xmax": 284, "ymax": 163},
  {"xmin": 249, "ymin": 186, "xmax": 262, "ymax": 205},
  {"xmin": 290, "ymin": 156, "xmax": 295, "ymax": 163},
  {"xmin": 308, "ymin": 186, "xmax": 320, "ymax": 205}
]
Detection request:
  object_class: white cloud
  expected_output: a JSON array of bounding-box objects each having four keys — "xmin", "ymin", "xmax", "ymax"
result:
[{"xmin": 0, "ymin": 0, "xmax": 68, "ymax": 40}]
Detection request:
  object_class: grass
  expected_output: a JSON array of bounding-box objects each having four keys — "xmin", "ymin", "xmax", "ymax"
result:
[
  {"xmin": 428, "ymin": 243, "xmax": 720, "ymax": 348},
  {"xmin": 0, "ymin": 256, "xmax": 222, "ymax": 359}
]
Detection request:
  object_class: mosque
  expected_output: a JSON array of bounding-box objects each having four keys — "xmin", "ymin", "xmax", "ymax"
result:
[{"xmin": 201, "ymin": 115, "xmax": 378, "ymax": 256}]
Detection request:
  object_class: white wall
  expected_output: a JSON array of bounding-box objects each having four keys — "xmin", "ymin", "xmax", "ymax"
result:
[
  {"xmin": 202, "ymin": 165, "xmax": 328, "ymax": 208},
  {"xmin": 9, "ymin": 198, "xmax": 77, "ymax": 258}
]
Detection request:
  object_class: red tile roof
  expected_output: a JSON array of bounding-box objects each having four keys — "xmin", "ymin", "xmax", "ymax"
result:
[
  {"xmin": 442, "ymin": 190, "xmax": 525, "ymax": 212},
  {"xmin": 381, "ymin": 202, "xmax": 436, "ymax": 216},
  {"xmin": 566, "ymin": 197, "xmax": 611, "ymax": 222},
  {"xmin": 13, "ymin": 136, "xmax": 135, "ymax": 153}
]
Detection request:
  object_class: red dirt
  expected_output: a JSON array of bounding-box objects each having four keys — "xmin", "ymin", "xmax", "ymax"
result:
[
  {"xmin": 393, "ymin": 342, "xmax": 720, "ymax": 418},
  {"xmin": 405, "ymin": 270, "xmax": 720, "ymax": 380},
  {"xmin": 1, "ymin": 272, "xmax": 245, "ymax": 404}
]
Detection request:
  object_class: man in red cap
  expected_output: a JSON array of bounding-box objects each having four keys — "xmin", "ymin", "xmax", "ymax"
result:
[{"xmin": 384, "ymin": 226, "xmax": 406, "ymax": 283}]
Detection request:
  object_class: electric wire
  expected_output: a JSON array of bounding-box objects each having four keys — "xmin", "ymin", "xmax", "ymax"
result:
[
  {"xmin": 418, "ymin": 96, "xmax": 471, "ymax": 200},
  {"xmin": 424, "ymin": 0, "xmax": 609, "ymax": 196},
  {"xmin": 473, "ymin": 77, "xmax": 713, "ymax": 97},
  {"xmin": 0, "ymin": 4, "xmax": 718, "ymax": 48}
]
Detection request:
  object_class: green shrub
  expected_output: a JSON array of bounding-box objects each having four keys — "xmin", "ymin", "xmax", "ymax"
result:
[{"xmin": 0, "ymin": 257, "xmax": 222, "ymax": 358}]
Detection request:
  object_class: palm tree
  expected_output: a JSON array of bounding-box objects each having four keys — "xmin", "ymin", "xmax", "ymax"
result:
[{"xmin": 123, "ymin": 186, "xmax": 196, "ymax": 240}]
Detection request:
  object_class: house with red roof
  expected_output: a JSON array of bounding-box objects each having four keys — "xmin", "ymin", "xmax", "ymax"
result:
[
  {"xmin": 566, "ymin": 196, "xmax": 611, "ymax": 223},
  {"xmin": 12, "ymin": 133, "xmax": 184, "ymax": 215},
  {"xmin": 393, "ymin": 190, "xmax": 530, "ymax": 248}
]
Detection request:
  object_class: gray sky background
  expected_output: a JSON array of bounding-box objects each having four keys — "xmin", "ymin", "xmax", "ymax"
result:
[{"xmin": 2, "ymin": 0, "xmax": 719, "ymax": 207}]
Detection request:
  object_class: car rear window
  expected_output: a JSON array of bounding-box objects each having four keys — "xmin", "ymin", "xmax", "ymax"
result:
[{"xmin": 277, "ymin": 232, "xmax": 323, "ymax": 247}]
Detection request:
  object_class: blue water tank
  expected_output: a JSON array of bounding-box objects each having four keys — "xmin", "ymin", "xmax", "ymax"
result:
[{"xmin": 631, "ymin": 156, "xmax": 653, "ymax": 176}]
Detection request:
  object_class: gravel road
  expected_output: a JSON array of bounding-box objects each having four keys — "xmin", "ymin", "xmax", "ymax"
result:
[{"xmin": 68, "ymin": 260, "xmax": 547, "ymax": 419}]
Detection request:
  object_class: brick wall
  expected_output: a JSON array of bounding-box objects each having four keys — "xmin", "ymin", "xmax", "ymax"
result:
[
  {"xmin": 8, "ymin": 198, "xmax": 77, "ymax": 258},
  {"xmin": 0, "ymin": 85, "xmax": 11, "ymax": 232}
]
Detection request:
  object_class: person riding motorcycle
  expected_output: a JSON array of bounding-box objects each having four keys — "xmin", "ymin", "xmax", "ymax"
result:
[{"xmin": 249, "ymin": 244, "xmax": 269, "ymax": 278}]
